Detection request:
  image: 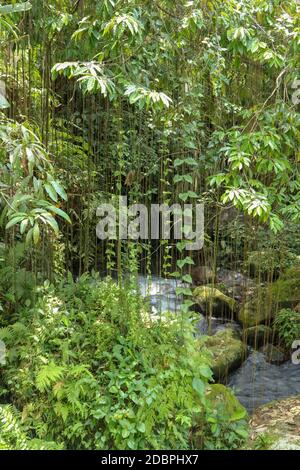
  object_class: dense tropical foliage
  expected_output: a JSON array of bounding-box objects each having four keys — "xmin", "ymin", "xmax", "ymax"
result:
[{"xmin": 0, "ymin": 0, "xmax": 299, "ymax": 451}]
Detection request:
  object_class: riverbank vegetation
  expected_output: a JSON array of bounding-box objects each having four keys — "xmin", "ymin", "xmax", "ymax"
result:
[{"xmin": 0, "ymin": 0, "xmax": 300, "ymax": 450}]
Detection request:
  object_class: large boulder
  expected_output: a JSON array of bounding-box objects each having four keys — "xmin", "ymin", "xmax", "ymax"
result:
[
  {"xmin": 243, "ymin": 325, "xmax": 274, "ymax": 349},
  {"xmin": 194, "ymin": 286, "xmax": 237, "ymax": 319},
  {"xmin": 238, "ymin": 288, "xmax": 274, "ymax": 327},
  {"xmin": 205, "ymin": 329, "xmax": 247, "ymax": 381},
  {"xmin": 249, "ymin": 396, "xmax": 300, "ymax": 450},
  {"xmin": 270, "ymin": 264, "xmax": 300, "ymax": 309},
  {"xmin": 238, "ymin": 264, "xmax": 300, "ymax": 327},
  {"xmin": 216, "ymin": 269, "xmax": 256, "ymax": 301}
]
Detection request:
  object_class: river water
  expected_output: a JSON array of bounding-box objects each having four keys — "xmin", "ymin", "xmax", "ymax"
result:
[{"xmin": 137, "ymin": 274, "xmax": 300, "ymax": 413}]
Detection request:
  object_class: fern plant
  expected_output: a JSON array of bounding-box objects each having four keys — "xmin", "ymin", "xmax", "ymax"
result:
[{"xmin": 0, "ymin": 404, "xmax": 61, "ymax": 450}]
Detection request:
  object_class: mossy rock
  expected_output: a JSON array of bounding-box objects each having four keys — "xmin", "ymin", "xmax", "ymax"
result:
[
  {"xmin": 238, "ymin": 288, "xmax": 274, "ymax": 327},
  {"xmin": 205, "ymin": 329, "xmax": 247, "ymax": 380},
  {"xmin": 243, "ymin": 325, "xmax": 274, "ymax": 349},
  {"xmin": 270, "ymin": 264, "xmax": 300, "ymax": 308},
  {"xmin": 206, "ymin": 384, "xmax": 247, "ymax": 422},
  {"xmin": 238, "ymin": 264, "xmax": 300, "ymax": 328},
  {"xmin": 194, "ymin": 286, "xmax": 237, "ymax": 319}
]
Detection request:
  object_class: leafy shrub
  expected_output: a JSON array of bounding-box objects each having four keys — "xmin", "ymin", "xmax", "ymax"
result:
[
  {"xmin": 0, "ymin": 273, "xmax": 220, "ymax": 450},
  {"xmin": 274, "ymin": 308, "xmax": 300, "ymax": 349},
  {"xmin": 0, "ymin": 242, "xmax": 37, "ymax": 318},
  {"xmin": 0, "ymin": 404, "xmax": 61, "ymax": 450},
  {"xmin": 191, "ymin": 384, "xmax": 248, "ymax": 450}
]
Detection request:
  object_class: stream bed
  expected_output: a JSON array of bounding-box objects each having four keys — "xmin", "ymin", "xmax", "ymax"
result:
[{"xmin": 137, "ymin": 274, "xmax": 300, "ymax": 414}]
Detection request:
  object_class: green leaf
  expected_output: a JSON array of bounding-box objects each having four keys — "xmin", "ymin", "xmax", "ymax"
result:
[
  {"xmin": 137, "ymin": 423, "xmax": 146, "ymax": 433},
  {"xmin": 192, "ymin": 377, "xmax": 205, "ymax": 397},
  {"xmin": 44, "ymin": 183, "xmax": 58, "ymax": 202},
  {"xmin": 41, "ymin": 213, "xmax": 59, "ymax": 234},
  {"xmin": 175, "ymin": 287, "xmax": 193, "ymax": 296},
  {"xmin": 184, "ymin": 157, "xmax": 198, "ymax": 167},
  {"xmin": 198, "ymin": 364, "xmax": 212, "ymax": 379},
  {"xmin": 20, "ymin": 218, "xmax": 29, "ymax": 234},
  {"xmin": 174, "ymin": 158, "xmax": 185, "ymax": 168},
  {"xmin": 33, "ymin": 223, "xmax": 40, "ymax": 244},
  {"xmin": 48, "ymin": 206, "xmax": 71, "ymax": 223},
  {"xmin": 182, "ymin": 274, "xmax": 193, "ymax": 284},
  {"xmin": 177, "ymin": 257, "xmax": 194, "ymax": 269},
  {"xmin": 25, "ymin": 228, "xmax": 33, "ymax": 244},
  {"xmin": 6, "ymin": 216, "xmax": 25, "ymax": 230},
  {"xmin": 50, "ymin": 180, "xmax": 67, "ymax": 201}
]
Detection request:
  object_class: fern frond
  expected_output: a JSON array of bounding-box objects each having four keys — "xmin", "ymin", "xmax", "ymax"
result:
[{"xmin": 36, "ymin": 363, "xmax": 65, "ymax": 392}]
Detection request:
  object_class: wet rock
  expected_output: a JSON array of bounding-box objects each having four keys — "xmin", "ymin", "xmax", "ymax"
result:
[
  {"xmin": 270, "ymin": 264, "xmax": 300, "ymax": 309},
  {"xmin": 195, "ymin": 314, "xmax": 209, "ymax": 335},
  {"xmin": 205, "ymin": 329, "xmax": 247, "ymax": 381},
  {"xmin": 238, "ymin": 288, "xmax": 274, "ymax": 327},
  {"xmin": 211, "ymin": 319, "xmax": 242, "ymax": 338},
  {"xmin": 216, "ymin": 268, "xmax": 256, "ymax": 301},
  {"xmin": 243, "ymin": 325, "xmax": 274, "ymax": 349},
  {"xmin": 196, "ymin": 316, "xmax": 242, "ymax": 338},
  {"xmin": 194, "ymin": 286, "xmax": 237, "ymax": 319},
  {"xmin": 260, "ymin": 344, "xmax": 286, "ymax": 365},
  {"xmin": 238, "ymin": 264, "xmax": 300, "ymax": 327}
]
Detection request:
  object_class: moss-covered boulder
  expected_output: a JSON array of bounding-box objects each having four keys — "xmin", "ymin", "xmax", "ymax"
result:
[
  {"xmin": 238, "ymin": 288, "xmax": 274, "ymax": 327},
  {"xmin": 270, "ymin": 265, "xmax": 300, "ymax": 309},
  {"xmin": 205, "ymin": 329, "xmax": 247, "ymax": 380},
  {"xmin": 194, "ymin": 286, "xmax": 237, "ymax": 319},
  {"xmin": 216, "ymin": 269, "xmax": 256, "ymax": 301},
  {"xmin": 238, "ymin": 264, "xmax": 300, "ymax": 328},
  {"xmin": 243, "ymin": 325, "xmax": 273, "ymax": 349},
  {"xmin": 249, "ymin": 396, "xmax": 300, "ymax": 450}
]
